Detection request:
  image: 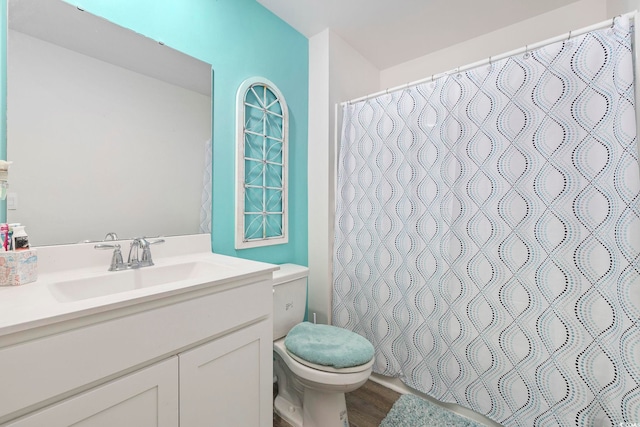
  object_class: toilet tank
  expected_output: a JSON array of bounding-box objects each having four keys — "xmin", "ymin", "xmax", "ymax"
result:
[{"xmin": 273, "ymin": 264, "xmax": 309, "ymax": 340}]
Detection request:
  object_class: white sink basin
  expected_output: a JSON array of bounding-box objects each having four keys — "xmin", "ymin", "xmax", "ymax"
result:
[{"xmin": 49, "ymin": 261, "xmax": 219, "ymax": 302}]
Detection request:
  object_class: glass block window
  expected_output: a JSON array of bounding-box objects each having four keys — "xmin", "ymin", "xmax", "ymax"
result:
[{"xmin": 235, "ymin": 77, "xmax": 288, "ymax": 249}]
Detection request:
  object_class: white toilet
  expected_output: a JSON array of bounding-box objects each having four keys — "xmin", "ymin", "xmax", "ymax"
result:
[{"xmin": 272, "ymin": 264, "xmax": 375, "ymax": 427}]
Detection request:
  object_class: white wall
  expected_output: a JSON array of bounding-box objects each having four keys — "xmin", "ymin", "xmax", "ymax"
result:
[
  {"xmin": 8, "ymin": 31, "xmax": 211, "ymax": 246},
  {"xmin": 380, "ymin": 0, "xmax": 607, "ymax": 88},
  {"xmin": 308, "ymin": 30, "xmax": 331, "ymax": 323},
  {"xmin": 607, "ymin": 0, "xmax": 640, "ymax": 15},
  {"xmin": 307, "ymin": 29, "xmax": 379, "ymax": 323}
]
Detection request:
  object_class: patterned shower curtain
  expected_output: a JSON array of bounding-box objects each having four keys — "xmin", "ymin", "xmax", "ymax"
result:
[{"xmin": 333, "ymin": 17, "xmax": 639, "ymax": 427}]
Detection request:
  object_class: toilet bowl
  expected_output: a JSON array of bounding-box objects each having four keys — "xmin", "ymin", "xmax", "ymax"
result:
[{"xmin": 272, "ymin": 264, "xmax": 374, "ymax": 427}]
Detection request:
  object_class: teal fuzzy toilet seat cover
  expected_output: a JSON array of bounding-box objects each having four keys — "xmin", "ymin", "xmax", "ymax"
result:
[{"xmin": 284, "ymin": 322, "xmax": 375, "ymax": 369}]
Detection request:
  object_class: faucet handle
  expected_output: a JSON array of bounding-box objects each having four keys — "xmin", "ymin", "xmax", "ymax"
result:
[
  {"xmin": 139, "ymin": 237, "xmax": 164, "ymax": 267},
  {"xmin": 94, "ymin": 243, "xmax": 119, "ymax": 249},
  {"xmin": 94, "ymin": 243, "xmax": 127, "ymax": 271}
]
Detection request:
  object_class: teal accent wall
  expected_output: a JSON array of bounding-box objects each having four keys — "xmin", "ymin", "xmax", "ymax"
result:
[{"xmin": 7, "ymin": 0, "xmax": 308, "ymax": 265}]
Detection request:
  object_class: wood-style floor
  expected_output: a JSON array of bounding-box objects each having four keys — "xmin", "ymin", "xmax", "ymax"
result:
[{"xmin": 273, "ymin": 380, "xmax": 401, "ymax": 427}]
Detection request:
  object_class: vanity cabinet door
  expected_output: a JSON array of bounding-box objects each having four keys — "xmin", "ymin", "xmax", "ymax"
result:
[
  {"xmin": 180, "ymin": 319, "xmax": 273, "ymax": 427},
  {"xmin": 3, "ymin": 357, "xmax": 178, "ymax": 427}
]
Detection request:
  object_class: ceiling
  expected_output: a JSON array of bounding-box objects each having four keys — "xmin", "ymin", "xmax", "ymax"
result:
[{"xmin": 257, "ymin": 0, "xmax": 581, "ymax": 70}]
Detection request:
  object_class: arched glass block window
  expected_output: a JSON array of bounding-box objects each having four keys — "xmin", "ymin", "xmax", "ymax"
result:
[{"xmin": 235, "ymin": 77, "xmax": 288, "ymax": 249}]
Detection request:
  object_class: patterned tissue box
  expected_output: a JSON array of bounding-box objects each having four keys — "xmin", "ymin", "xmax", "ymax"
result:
[{"xmin": 0, "ymin": 249, "xmax": 38, "ymax": 286}]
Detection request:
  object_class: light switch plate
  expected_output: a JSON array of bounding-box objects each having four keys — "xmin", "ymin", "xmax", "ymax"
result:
[{"xmin": 7, "ymin": 192, "xmax": 17, "ymax": 210}]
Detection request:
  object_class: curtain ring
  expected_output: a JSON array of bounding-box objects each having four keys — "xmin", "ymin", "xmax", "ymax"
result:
[{"xmin": 567, "ymin": 30, "xmax": 572, "ymax": 41}]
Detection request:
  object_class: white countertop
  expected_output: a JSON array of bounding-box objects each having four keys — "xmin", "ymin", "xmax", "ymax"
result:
[{"xmin": 0, "ymin": 234, "xmax": 278, "ymax": 338}]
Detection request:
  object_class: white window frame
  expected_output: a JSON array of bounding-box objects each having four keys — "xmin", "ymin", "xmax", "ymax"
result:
[{"xmin": 235, "ymin": 77, "xmax": 288, "ymax": 249}]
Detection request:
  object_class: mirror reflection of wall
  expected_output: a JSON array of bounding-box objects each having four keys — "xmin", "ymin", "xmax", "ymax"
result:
[{"xmin": 7, "ymin": 0, "xmax": 213, "ymax": 246}]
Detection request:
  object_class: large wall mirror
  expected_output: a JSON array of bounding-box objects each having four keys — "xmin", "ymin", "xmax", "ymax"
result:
[{"xmin": 7, "ymin": 0, "xmax": 213, "ymax": 246}]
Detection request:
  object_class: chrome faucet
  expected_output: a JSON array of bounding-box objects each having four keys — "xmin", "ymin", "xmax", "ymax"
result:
[
  {"xmin": 127, "ymin": 237, "xmax": 165, "ymax": 268},
  {"xmin": 95, "ymin": 237, "xmax": 164, "ymax": 271}
]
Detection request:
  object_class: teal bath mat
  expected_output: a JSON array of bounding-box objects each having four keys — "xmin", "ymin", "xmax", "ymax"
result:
[{"xmin": 380, "ymin": 394, "xmax": 484, "ymax": 427}]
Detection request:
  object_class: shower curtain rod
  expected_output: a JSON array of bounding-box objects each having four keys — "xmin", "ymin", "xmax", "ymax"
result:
[{"xmin": 340, "ymin": 11, "xmax": 637, "ymax": 106}]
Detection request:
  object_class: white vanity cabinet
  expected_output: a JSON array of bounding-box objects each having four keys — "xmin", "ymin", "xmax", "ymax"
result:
[
  {"xmin": 4, "ymin": 357, "xmax": 179, "ymax": 427},
  {"xmin": 180, "ymin": 320, "xmax": 271, "ymax": 426},
  {"xmin": 0, "ymin": 256, "xmax": 275, "ymax": 427}
]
